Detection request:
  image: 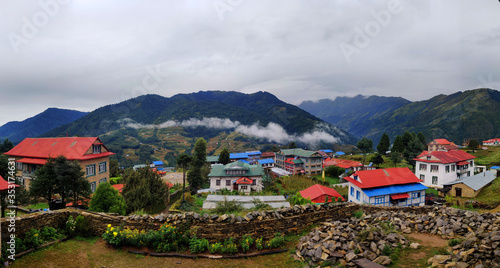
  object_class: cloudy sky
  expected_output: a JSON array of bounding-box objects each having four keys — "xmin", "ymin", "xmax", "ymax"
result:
[{"xmin": 1, "ymin": 0, "xmax": 499, "ymax": 126}]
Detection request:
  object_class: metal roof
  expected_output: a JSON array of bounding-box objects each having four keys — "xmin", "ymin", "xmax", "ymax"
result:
[
  {"xmin": 152, "ymin": 161, "xmax": 164, "ymax": 166},
  {"xmin": 320, "ymin": 149, "xmax": 334, "ymax": 153},
  {"xmin": 362, "ymin": 183, "xmax": 428, "ymax": 197},
  {"xmin": 258, "ymin": 158, "xmax": 275, "ymax": 164},
  {"xmin": 443, "ymin": 171, "xmax": 497, "ymax": 191},
  {"xmin": 230, "ymin": 153, "xmax": 249, "ymax": 159},
  {"xmin": 245, "ymin": 151, "xmax": 262, "ymax": 156},
  {"xmin": 206, "ymin": 155, "xmax": 220, "ymax": 162}
]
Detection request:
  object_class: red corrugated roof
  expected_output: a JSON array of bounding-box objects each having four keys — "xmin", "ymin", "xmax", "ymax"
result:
[
  {"xmin": 5, "ymin": 137, "xmax": 114, "ymax": 160},
  {"xmin": 0, "ymin": 175, "xmax": 19, "ymax": 191},
  {"xmin": 431, "ymin": 139, "xmax": 451, "ymax": 145},
  {"xmin": 324, "ymin": 158, "xmax": 362, "ymax": 169},
  {"xmin": 300, "ymin": 184, "xmax": 344, "ymax": 202},
  {"xmin": 415, "ymin": 150, "xmax": 475, "ymax": 164},
  {"xmin": 236, "ymin": 177, "xmax": 253, "ymax": 184},
  {"xmin": 261, "ymin": 152, "xmax": 275, "ymax": 158},
  {"xmin": 390, "ymin": 193, "xmax": 410, "ymax": 200},
  {"xmin": 457, "ymin": 161, "xmax": 470, "ymax": 166},
  {"xmin": 16, "ymin": 158, "xmax": 47, "ymax": 165},
  {"xmin": 343, "ymin": 167, "xmax": 421, "ymax": 189}
]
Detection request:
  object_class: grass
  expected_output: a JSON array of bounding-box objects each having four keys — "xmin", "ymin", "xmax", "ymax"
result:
[
  {"xmin": 471, "ymin": 177, "xmax": 500, "ymax": 206},
  {"xmin": 312, "ymin": 175, "xmax": 340, "ymax": 185},
  {"xmin": 425, "ymin": 188, "xmax": 439, "ymax": 196},
  {"xmin": 470, "ymin": 146, "xmax": 500, "ymax": 166},
  {"xmin": 25, "ymin": 203, "xmax": 49, "ymax": 210}
]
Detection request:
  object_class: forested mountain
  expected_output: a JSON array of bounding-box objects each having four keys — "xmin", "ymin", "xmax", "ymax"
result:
[
  {"xmin": 0, "ymin": 108, "xmax": 88, "ymax": 143},
  {"xmin": 42, "ymin": 91, "xmax": 356, "ymax": 167},
  {"xmin": 300, "ymin": 88, "xmax": 500, "ymax": 145},
  {"xmin": 299, "ymin": 95, "xmax": 410, "ymax": 137}
]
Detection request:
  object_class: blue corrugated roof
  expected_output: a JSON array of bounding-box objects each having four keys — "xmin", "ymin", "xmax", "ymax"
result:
[
  {"xmin": 230, "ymin": 153, "xmax": 249, "ymax": 159},
  {"xmin": 152, "ymin": 161, "xmax": 164, "ymax": 166},
  {"xmin": 362, "ymin": 183, "xmax": 428, "ymax": 197},
  {"xmin": 258, "ymin": 159, "xmax": 275, "ymax": 164},
  {"xmin": 335, "ymin": 151, "xmax": 346, "ymax": 155},
  {"xmin": 491, "ymin": 166, "xmax": 500, "ymax": 170},
  {"xmin": 320, "ymin": 149, "xmax": 333, "ymax": 153},
  {"xmin": 245, "ymin": 151, "xmax": 262, "ymax": 156}
]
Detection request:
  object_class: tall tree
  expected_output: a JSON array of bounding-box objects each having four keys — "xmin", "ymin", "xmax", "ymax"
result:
[
  {"xmin": 109, "ymin": 158, "xmax": 120, "ymax": 177},
  {"xmin": 122, "ymin": 168, "xmax": 167, "ymax": 213},
  {"xmin": 0, "ymin": 139, "xmax": 13, "ymax": 154},
  {"xmin": 370, "ymin": 153, "xmax": 385, "ymax": 168},
  {"xmin": 390, "ymin": 152, "xmax": 402, "ymax": 167},
  {"xmin": 287, "ymin": 142, "xmax": 297, "ymax": 149},
  {"xmin": 377, "ymin": 133, "xmax": 390, "ymax": 155},
  {"xmin": 176, "ymin": 154, "xmax": 192, "ymax": 201},
  {"xmin": 31, "ymin": 159, "xmax": 58, "ymax": 205},
  {"xmin": 187, "ymin": 138, "xmax": 207, "ymax": 194},
  {"xmin": 53, "ymin": 155, "xmax": 89, "ymax": 205},
  {"xmin": 89, "ymin": 182, "xmax": 127, "ymax": 215},
  {"xmin": 402, "ymin": 131, "xmax": 412, "ymax": 150},
  {"xmin": 392, "ymin": 135, "xmax": 404, "ymax": 153},
  {"xmin": 404, "ymin": 135, "xmax": 426, "ymax": 167},
  {"xmin": 417, "ymin": 132, "xmax": 427, "ymax": 147},
  {"xmin": 218, "ymin": 148, "xmax": 230, "ymax": 165},
  {"xmin": 357, "ymin": 137, "xmax": 373, "ymax": 164},
  {"xmin": 468, "ymin": 139, "xmax": 479, "ymax": 152}
]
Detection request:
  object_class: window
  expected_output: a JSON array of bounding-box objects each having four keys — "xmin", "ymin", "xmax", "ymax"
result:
[
  {"xmin": 356, "ymin": 190, "xmax": 360, "ymax": 201},
  {"xmin": 420, "ymin": 174, "xmax": 425, "ymax": 181},
  {"xmin": 216, "ymin": 179, "xmax": 221, "ymax": 186},
  {"xmin": 93, "ymin": 145, "xmax": 101, "ymax": 154},
  {"xmin": 99, "ymin": 178, "xmax": 107, "ymax": 184},
  {"xmin": 432, "ymin": 176, "xmax": 438, "ymax": 185},
  {"xmin": 445, "ymin": 165, "xmax": 450, "ymax": 173},
  {"xmin": 430, "ymin": 165, "xmax": 439, "ymax": 172},
  {"xmin": 16, "ymin": 162, "xmax": 23, "ymax": 170},
  {"xmin": 350, "ymin": 187, "xmax": 354, "ymax": 196},
  {"xmin": 86, "ymin": 164, "xmax": 95, "ymax": 177},
  {"xmin": 241, "ymin": 185, "xmax": 248, "ymax": 190},
  {"xmin": 226, "ymin": 180, "xmax": 230, "ymax": 186},
  {"xmin": 419, "ymin": 164, "xmax": 427, "ymax": 171},
  {"xmin": 98, "ymin": 162, "xmax": 107, "ymax": 173},
  {"xmin": 451, "ymin": 165, "xmax": 455, "ymax": 172},
  {"xmin": 91, "ymin": 182, "xmax": 96, "ymax": 192},
  {"xmin": 375, "ymin": 196, "xmax": 385, "ymax": 204},
  {"xmin": 412, "ymin": 192, "xmax": 421, "ymax": 198}
]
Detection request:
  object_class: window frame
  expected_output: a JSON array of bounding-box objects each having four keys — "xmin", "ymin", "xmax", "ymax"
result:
[{"xmin": 86, "ymin": 164, "xmax": 96, "ymax": 177}]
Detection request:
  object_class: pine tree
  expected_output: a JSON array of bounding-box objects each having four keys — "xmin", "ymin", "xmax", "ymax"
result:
[
  {"xmin": 357, "ymin": 137, "xmax": 373, "ymax": 164},
  {"xmin": 392, "ymin": 135, "xmax": 404, "ymax": 153},
  {"xmin": 187, "ymin": 138, "xmax": 207, "ymax": 194},
  {"xmin": 218, "ymin": 148, "xmax": 230, "ymax": 165},
  {"xmin": 377, "ymin": 133, "xmax": 390, "ymax": 155},
  {"xmin": 176, "ymin": 154, "xmax": 192, "ymax": 201}
]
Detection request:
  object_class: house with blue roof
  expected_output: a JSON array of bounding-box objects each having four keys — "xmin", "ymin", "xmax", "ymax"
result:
[
  {"xmin": 258, "ymin": 158, "xmax": 275, "ymax": 168},
  {"xmin": 343, "ymin": 167, "xmax": 427, "ymax": 207}
]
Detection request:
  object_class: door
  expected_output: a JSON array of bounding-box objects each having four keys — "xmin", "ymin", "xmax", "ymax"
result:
[{"xmin": 455, "ymin": 187, "xmax": 462, "ymax": 197}]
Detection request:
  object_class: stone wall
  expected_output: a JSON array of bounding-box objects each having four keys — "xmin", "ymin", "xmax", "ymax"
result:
[{"xmin": 0, "ymin": 203, "xmax": 435, "ymax": 242}]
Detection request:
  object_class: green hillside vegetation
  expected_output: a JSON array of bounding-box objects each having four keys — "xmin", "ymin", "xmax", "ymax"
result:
[
  {"xmin": 469, "ymin": 146, "xmax": 500, "ymax": 167},
  {"xmin": 301, "ymin": 88, "xmax": 500, "ymax": 145}
]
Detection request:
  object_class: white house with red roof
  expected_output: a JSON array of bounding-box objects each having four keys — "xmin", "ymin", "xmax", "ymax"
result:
[
  {"xmin": 483, "ymin": 138, "xmax": 500, "ymax": 146},
  {"xmin": 414, "ymin": 150, "xmax": 476, "ymax": 188},
  {"xmin": 343, "ymin": 167, "xmax": 427, "ymax": 207},
  {"xmin": 323, "ymin": 158, "xmax": 364, "ymax": 173},
  {"xmin": 4, "ymin": 137, "xmax": 114, "ymax": 192},
  {"xmin": 427, "ymin": 139, "xmax": 459, "ymax": 152}
]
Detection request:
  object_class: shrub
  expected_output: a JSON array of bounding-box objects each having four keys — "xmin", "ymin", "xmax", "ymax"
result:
[
  {"xmin": 252, "ymin": 199, "xmax": 272, "ymax": 210},
  {"xmin": 212, "ymin": 198, "xmax": 244, "ymax": 214},
  {"xmin": 353, "ymin": 209, "xmax": 364, "ymax": 219},
  {"xmin": 240, "ymin": 235, "xmax": 254, "ymax": 253},
  {"xmin": 381, "ymin": 244, "xmax": 392, "ymax": 256},
  {"xmin": 102, "ymin": 224, "xmax": 124, "ymax": 247},
  {"xmin": 448, "ymin": 238, "xmax": 463, "ymax": 247},
  {"xmin": 221, "ymin": 238, "xmax": 238, "ymax": 254},
  {"xmin": 189, "ymin": 236, "xmax": 209, "ymax": 253},
  {"xmin": 66, "ymin": 216, "xmax": 76, "ymax": 237},
  {"xmin": 255, "ymin": 237, "xmax": 264, "ymax": 250},
  {"xmin": 288, "ymin": 192, "xmax": 312, "ymax": 206},
  {"xmin": 23, "ymin": 229, "xmax": 43, "ymax": 249},
  {"xmin": 89, "ymin": 182, "xmax": 127, "ymax": 215},
  {"xmin": 40, "ymin": 227, "xmax": 63, "ymax": 242},
  {"xmin": 266, "ymin": 233, "xmax": 285, "ymax": 249},
  {"xmin": 75, "ymin": 215, "xmax": 90, "ymax": 237},
  {"xmin": 209, "ymin": 242, "xmax": 222, "ymax": 254}
]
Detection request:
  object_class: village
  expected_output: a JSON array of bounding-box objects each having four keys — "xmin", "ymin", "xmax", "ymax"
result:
[{"xmin": 1, "ymin": 134, "xmax": 500, "ymax": 267}]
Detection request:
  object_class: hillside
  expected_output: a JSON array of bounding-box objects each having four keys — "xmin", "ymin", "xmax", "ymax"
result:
[
  {"xmin": 0, "ymin": 108, "xmax": 88, "ymax": 143},
  {"xmin": 299, "ymin": 95, "xmax": 410, "ymax": 137},
  {"xmin": 300, "ymin": 88, "xmax": 500, "ymax": 144},
  {"xmin": 42, "ymin": 91, "xmax": 356, "ymax": 167}
]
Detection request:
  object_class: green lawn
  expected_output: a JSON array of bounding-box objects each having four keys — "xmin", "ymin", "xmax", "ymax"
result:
[
  {"xmin": 470, "ymin": 146, "xmax": 500, "ymax": 166},
  {"xmin": 25, "ymin": 203, "xmax": 49, "ymax": 210}
]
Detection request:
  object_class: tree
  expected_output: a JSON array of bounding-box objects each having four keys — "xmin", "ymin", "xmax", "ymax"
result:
[
  {"xmin": 402, "ymin": 131, "xmax": 412, "ymax": 149},
  {"xmin": 89, "ymin": 182, "xmax": 127, "ymax": 215},
  {"xmin": 390, "ymin": 153, "xmax": 402, "ymax": 167},
  {"xmin": 468, "ymin": 139, "xmax": 479, "ymax": 152},
  {"xmin": 0, "ymin": 154, "xmax": 9, "ymax": 180},
  {"xmin": 370, "ymin": 153, "xmax": 385, "ymax": 168},
  {"xmin": 287, "ymin": 142, "xmax": 297, "ymax": 149},
  {"xmin": 392, "ymin": 135, "xmax": 404, "ymax": 153},
  {"xmin": 122, "ymin": 168, "xmax": 167, "ymax": 213},
  {"xmin": 0, "ymin": 139, "xmax": 13, "ymax": 154},
  {"xmin": 109, "ymin": 158, "xmax": 120, "ymax": 177},
  {"xmin": 357, "ymin": 137, "xmax": 373, "ymax": 164},
  {"xmin": 30, "ymin": 156, "xmax": 90, "ymax": 206},
  {"xmin": 176, "ymin": 154, "xmax": 192, "ymax": 201},
  {"xmin": 325, "ymin": 166, "xmax": 344, "ymax": 178},
  {"xmin": 218, "ymin": 148, "xmax": 230, "ymax": 165},
  {"xmin": 404, "ymin": 135, "xmax": 425, "ymax": 167},
  {"xmin": 187, "ymin": 138, "xmax": 207, "ymax": 194},
  {"xmin": 417, "ymin": 132, "xmax": 427, "ymax": 147},
  {"xmin": 377, "ymin": 133, "xmax": 390, "ymax": 155}
]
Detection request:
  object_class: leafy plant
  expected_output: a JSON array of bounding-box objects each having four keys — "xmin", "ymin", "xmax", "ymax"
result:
[
  {"xmin": 189, "ymin": 236, "xmax": 209, "ymax": 253},
  {"xmin": 23, "ymin": 229, "xmax": 43, "ymax": 249},
  {"xmin": 66, "ymin": 215, "xmax": 76, "ymax": 237},
  {"xmin": 266, "ymin": 233, "xmax": 285, "ymax": 249},
  {"xmin": 40, "ymin": 227, "xmax": 63, "ymax": 242},
  {"xmin": 75, "ymin": 215, "xmax": 90, "ymax": 237},
  {"xmin": 252, "ymin": 198, "xmax": 272, "ymax": 210},
  {"xmin": 353, "ymin": 209, "xmax": 364, "ymax": 219},
  {"xmin": 448, "ymin": 238, "xmax": 463, "ymax": 247},
  {"xmin": 212, "ymin": 198, "xmax": 244, "ymax": 214},
  {"xmin": 209, "ymin": 242, "xmax": 222, "ymax": 254},
  {"xmin": 240, "ymin": 235, "xmax": 254, "ymax": 253},
  {"xmin": 255, "ymin": 237, "xmax": 263, "ymax": 250},
  {"xmin": 222, "ymin": 238, "xmax": 238, "ymax": 254}
]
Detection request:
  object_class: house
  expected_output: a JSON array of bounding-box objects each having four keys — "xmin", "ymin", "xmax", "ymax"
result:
[
  {"xmin": 206, "ymin": 155, "xmax": 220, "ymax": 165},
  {"xmin": 275, "ymin": 148, "xmax": 323, "ymax": 175},
  {"xmin": 442, "ymin": 171, "xmax": 497, "ymax": 198},
  {"xmin": 319, "ymin": 149, "xmax": 334, "ymax": 158},
  {"xmin": 245, "ymin": 151, "xmax": 262, "ymax": 164},
  {"xmin": 4, "ymin": 137, "xmax": 114, "ymax": 192},
  {"xmin": 133, "ymin": 164, "xmax": 147, "ymax": 171},
  {"xmin": 151, "ymin": 161, "xmax": 164, "ymax": 168},
  {"xmin": 334, "ymin": 151, "xmax": 346, "ymax": 157},
  {"xmin": 258, "ymin": 158, "xmax": 275, "ymax": 169},
  {"xmin": 483, "ymin": 138, "xmax": 500, "ymax": 146},
  {"xmin": 427, "ymin": 139, "xmax": 459, "ymax": 152},
  {"xmin": 414, "ymin": 150, "xmax": 476, "ymax": 188},
  {"xmin": 230, "ymin": 153, "xmax": 249, "ymax": 162},
  {"xmin": 208, "ymin": 161, "xmax": 265, "ymax": 193},
  {"xmin": 261, "ymin": 151, "xmax": 275, "ymax": 160},
  {"xmin": 323, "ymin": 158, "xmax": 364, "ymax": 173},
  {"xmin": 343, "ymin": 167, "xmax": 427, "ymax": 207},
  {"xmin": 299, "ymin": 184, "xmax": 344, "ymax": 203}
]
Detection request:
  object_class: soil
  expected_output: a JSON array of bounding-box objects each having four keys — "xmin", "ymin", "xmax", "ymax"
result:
[
  {"xmin": 407, "ymin": 233, "xmax": 448, "ymax": 248},
  {"xmin": 162, "ymin": 172, "xmax": 184, "ymax": 185},
  {"xmin": 395, "ymin": 233, "xmax": 449, "ymax": 268}
]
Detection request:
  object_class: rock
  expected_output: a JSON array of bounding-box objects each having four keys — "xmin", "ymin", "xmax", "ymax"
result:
[
  {"xmin": 314, "ymin": 247, "xmax": 323, "ymax": 260},
  {"xmin": 370, "ymin": 242, "xmax": 377, "ymax": 253},
  {"xmin": 410, "ymin": 242, "xmax": 420, "ymax": 249},
  {"xmin": 373, "ymin": 256, "xmax": 391, "ymax": 266},
  {"xmin": 345, "ymin": 252, "xmax": 356, "ymax": 262},
  {"xmin": 433, "ymin": 255, "xmax": 451, "ymax": 264}
]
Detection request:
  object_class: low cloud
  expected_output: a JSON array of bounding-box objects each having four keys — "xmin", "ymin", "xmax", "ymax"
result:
[{"xmin": 118, "ymin": 117, "xmax": 339, "ymax": 147}]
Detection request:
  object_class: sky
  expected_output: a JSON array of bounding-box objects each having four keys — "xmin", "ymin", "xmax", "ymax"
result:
[{"xmin": 1, "ymin": 0, "xmax": 500, "ymax": 126}]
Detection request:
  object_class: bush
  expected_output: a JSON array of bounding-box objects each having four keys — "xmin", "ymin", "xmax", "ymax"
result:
[
  {"xmin": 209, "ymin": 242, "xmax": 222, "ymax": 254},
  {"xmin": 222, "ymin": 238, "xmax": 238, "ymax": 254},
  {"xmin": 212, "ymin": 198, "xmax": 244, "ymax": 214},
  {"xmin": 66, "ymin": 216, "xmax": 76, "ymax": 237},
  {"xmin": 23, "ymin": 229, "xmax": 43, "ymax": 249},
  {"xmin": 102, "ymin": 224, "xmax": 124, "ymax": 247},
  {"xmin": 325, "ymin": 166, "xmax": 344, "ymax": 178},
  {"xmin": 288, "ymin": 193, "xmax": 312, "ymax": 206},
  {"xmin": 189, "ymin": 236, "xmax": 209, "ymax": 253},
  {"xmin": 252, "ymin": 199, "xmax": 272, "ymax": 210},
  {"xmin": 75, "ymin": 215, "xmax": 90, "ymax": 237},
  {"xmin": 89, "ymin": 182, "xmax": 127, "ymax": 215},
  {"xmin": 240, "ymin": 235, "xmax": 254, "ymax": 253},
  {"xmin": 353, "ymin": 209, "xmax": 364, "ymax": 219},
  {"xmin": 255, "ymin": 237, "xmax": 264, "ymax": 250},
  {"xmin": 448, "ymin": 238, "xmax": 463, "ymax": 247},
  {"xmin": 266, "ymin": 233, "xmax": 285, "ymax": 249},
  {"xmin": 40, "ymin": 227, "xmax": 63, "ymax": 242}
]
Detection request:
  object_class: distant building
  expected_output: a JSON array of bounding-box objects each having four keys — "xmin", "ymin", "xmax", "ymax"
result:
[
  {"xmin": 258, "ymin": 158, "xmax": 275, "ymax": 168},
  {"xmin": 5, "ymin": 137, "xmax": 114, "ymax": 192},
  {"xmin": 344, "ymin": 167, "xmax": 427, "ymax": 207},
  {"xmin": 206, "ymin": 155, "xmax": 220, "ymax": 165},
  {"xmin": 208, "ymin": 161, "xmax": 265, "ymax": 193},
  {"xmin": 275, "ymin": 148, "xmax": 323, "ymax": 175},
  {"xmin": 323, "ymin": 158, "xmax": 364, "ymax": 173},
  {"xmin": 483, "ymin": 138, "xmax": 500, "ymax": 146},
  {"xmin": 133, "ymin": 164, "xmax": 147, "ymax": 171},
  {"xmin": 414, "ymin": 150, "xmax": 476, "ymax": 188},
  {"xmin": 427, "ymin": 139, "xmax": 459, "ymax": 152},
  {"xmin": 300, "ymin": 184, "xmax": 344, "ymax": 203}
]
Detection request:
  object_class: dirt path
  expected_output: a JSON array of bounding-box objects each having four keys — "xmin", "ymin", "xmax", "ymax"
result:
[{"xmin": 396, "ymin": 233, "xmax": 448, "ymax": 268}]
